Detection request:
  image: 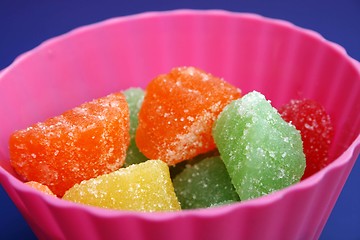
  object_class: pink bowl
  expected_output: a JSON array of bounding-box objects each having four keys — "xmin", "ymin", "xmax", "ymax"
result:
[{"xmin": 0, "ymin": 10, "xmax": 359, "ymax": 240}]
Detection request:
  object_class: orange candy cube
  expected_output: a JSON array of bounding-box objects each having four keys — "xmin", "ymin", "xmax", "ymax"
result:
[
  {"xmin": 10, "ymin": 93, "xmax": 130, "ymax": 197},
  {"xmin": 136, "ymin": 67, "xmax": 241, "ymax": 165},
  {"xmin": 25, "ymin": 181, "xmax": 56, "ymax": 196}
]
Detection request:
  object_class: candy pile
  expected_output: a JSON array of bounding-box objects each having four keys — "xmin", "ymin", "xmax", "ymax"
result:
[{"xmin": 8, "ymin": 66, "xmax": 334, "ymax": 211}]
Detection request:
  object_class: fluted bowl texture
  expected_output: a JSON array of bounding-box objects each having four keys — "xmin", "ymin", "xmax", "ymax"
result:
[{"xmin": 0, "ymin": 10, "xmax": 359, "ymax": 240}]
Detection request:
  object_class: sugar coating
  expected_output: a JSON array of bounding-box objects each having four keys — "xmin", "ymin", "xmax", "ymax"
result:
[
  {"xmin": 213, "ymin": 91, "xmax": 305, "ymax": 200},
  {"xmin": 136, "ymin": 66, "xmax": 241, "ymax": 165},
  {"xmin": 62, "ymin": 160, "xmax": 181, "ymax": 212},
  {"xmin": 279, "ymin": 99, "xmax": 334, "ymax": 179},
  {"xmin": 173, "ymin": 156, "xmax": 240, "ymax": 209},
  {"xmin": 9, "ymin": 93, "xmax": 130, "ymax": 197},
  {"xmin": 123, "ymin": 88, "xmax": 148, "ymax": 166},
  {"xmin": 25, "ymin": 181, "xmax": 56, "ymax": 196},
  {"xmin": 169, "ymin": 149, "xmax": 220, "ymax": 179}
]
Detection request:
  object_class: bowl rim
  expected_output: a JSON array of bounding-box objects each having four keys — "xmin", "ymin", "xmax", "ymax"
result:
[{"xmin": 0, "ymin": 9, "xmax": 360, "ymax": 221}]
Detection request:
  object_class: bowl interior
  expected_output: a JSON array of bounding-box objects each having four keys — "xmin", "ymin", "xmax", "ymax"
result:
[{"xmin": 0, "ymin": 10, "xmax": 359, "ymax": 205}]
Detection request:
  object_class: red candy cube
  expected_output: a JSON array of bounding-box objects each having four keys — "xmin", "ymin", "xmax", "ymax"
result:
[{"xmin": 279, "ymin": 99, "xmax": 334, "ymax": 179}]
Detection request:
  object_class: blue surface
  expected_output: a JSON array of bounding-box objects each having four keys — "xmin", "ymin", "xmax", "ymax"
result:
[{"xmin": 0, "ymin": 1, "xmax": 359, "ymax": 239}]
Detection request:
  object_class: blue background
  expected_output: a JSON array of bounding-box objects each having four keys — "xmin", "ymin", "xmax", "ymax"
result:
[{"xmin": 0, "ymin": 1, "xmax": 359, "ymax": 239}]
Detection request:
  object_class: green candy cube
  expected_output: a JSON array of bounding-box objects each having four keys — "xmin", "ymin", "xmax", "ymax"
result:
[
  {"xmin": 212, "ymin": 91, "xmax": 305, "ymax": 200},
  {"xmin": 123, "ymin": 88, "xmax": 148, "ymax": 166},
  {"xmin": 172, "ymin": 156, "xmax": 240, "ymax": 209}
]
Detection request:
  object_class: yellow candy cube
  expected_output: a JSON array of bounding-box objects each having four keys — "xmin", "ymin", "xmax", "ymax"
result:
[{"xmin": 63, "ymin": 160, "xmax": 181, "ymax": 212}]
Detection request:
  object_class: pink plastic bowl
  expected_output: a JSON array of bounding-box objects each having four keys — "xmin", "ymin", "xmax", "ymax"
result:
[{"xmin": 0, "ymin": 10, "xmax": 359, "ymax": 240}]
